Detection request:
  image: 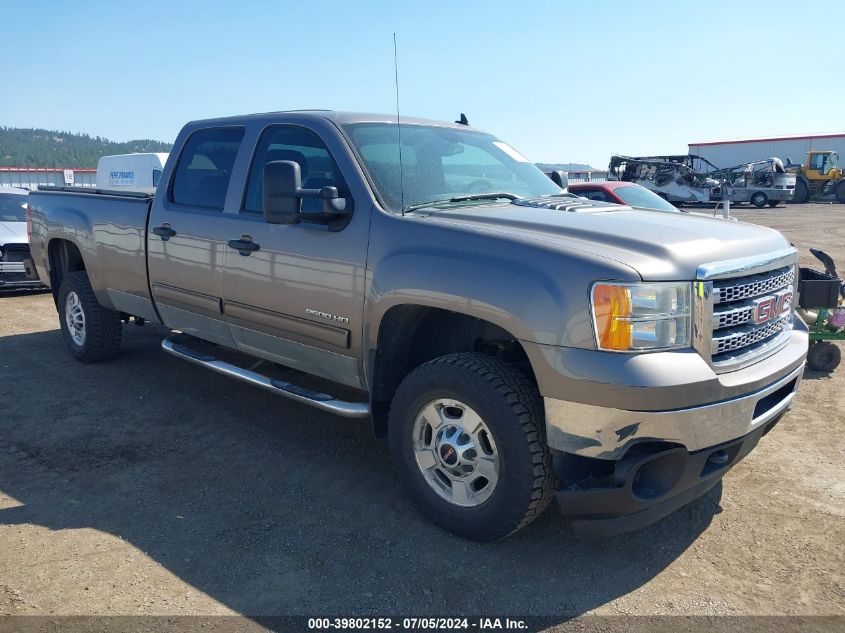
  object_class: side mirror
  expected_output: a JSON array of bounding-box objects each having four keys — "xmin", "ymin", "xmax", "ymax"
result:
[
  {"xmin": 316, "ymin": 186, "xmax": 348, "ymax": 215},
  {"xmin": 549, "ymin": 170, "xmax": 569, "ymax": 189},
  {"xmin": 263, "ymin": 160, "xmax": 302, "ymax": 225},
  {"xmin": 262, "ymin": 160, "xmax": 352, "ymax": 227}
]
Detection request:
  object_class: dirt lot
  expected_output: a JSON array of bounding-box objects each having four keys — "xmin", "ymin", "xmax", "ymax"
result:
[{"xmin": 0, "ymin": 203, "xmax": 843, "ymax": 626}]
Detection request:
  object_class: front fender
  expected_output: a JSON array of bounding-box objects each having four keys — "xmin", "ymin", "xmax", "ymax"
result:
[{"xmin": 363, "ymin": 210, "xmax": 641, "ymax": 362}]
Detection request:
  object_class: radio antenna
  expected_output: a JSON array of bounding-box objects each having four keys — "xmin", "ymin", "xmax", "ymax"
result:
[{"xmin": 393, "ymin": 33, "xmax": 405, "ymax": 215}]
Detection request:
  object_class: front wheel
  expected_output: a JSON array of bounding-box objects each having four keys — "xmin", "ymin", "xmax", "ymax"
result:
[
  {"xmin": 57, "ymin": 271, "xmax": 123, "ymax": 362},
  {"xmin": 388, "ymin": 353, "xmax": 556, "ymax": 541},
  {"xmin": 792, "ymin": 179, "xmax": 809, "ymax": 204},
  {"xmin": 751, "ymin": 192, "xmax": 768, "ymax": 208},
  {"xmin": 807, "ymin": 341, "xmax": 841, "ymax": 372}
]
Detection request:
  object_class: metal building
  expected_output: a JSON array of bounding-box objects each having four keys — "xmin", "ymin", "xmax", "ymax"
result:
[
  {"xmin": 0, "ymin": 167, "xmax": 96, "ymax": 189},
  {"xmin": 689, "ymin": 133, "xmax": 845, "ymax": 169}
]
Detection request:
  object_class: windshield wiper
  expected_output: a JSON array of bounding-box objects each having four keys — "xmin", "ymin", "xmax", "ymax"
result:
[
  {"xmin": 449, "ymin": 192, "xmax": 520, "ymax": 202},
  {"xmin": 405, "ymin": 192, "xmax": 520, "ymax": 212}
]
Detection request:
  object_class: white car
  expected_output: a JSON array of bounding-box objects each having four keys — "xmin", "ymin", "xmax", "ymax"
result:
[{"xmin": 0, "ymin": 187, "xmax": 42, "ymax": 290}]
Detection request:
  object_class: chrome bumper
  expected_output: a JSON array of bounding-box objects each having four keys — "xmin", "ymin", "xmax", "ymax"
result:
[
  {"xmin": 0, "ymin": 262, "xmax": 26, "ymax": 274},
  {"xmin": 544, "ymin": 362, "xmax": 804, "ymax": 460}
]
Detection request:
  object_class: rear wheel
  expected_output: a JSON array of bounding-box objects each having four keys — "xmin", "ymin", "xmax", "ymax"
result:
[
  {"xmin": 807, "ymin": 341, "xmax": 841, "ymax": 372},
  {"xmin": 388, "ymin": 353, "xmax": 556, "ymax": 541},
  {"xmin": 792, "ymin": 178, "xmax": 809, "ymax": 204},
  {"xmin": 57, "ymin": 271, "xmax": 122, "ymax": 362},
  {"xmin": 835, "ymin": 180, "xmax": 845, "ymax": 204},
  {"xmin": 751, "ymin": 192, "xmax": 768, "ymax": 208},
  {"xmin": 767, "ymin": 201, "xmax": 779, "ymax": 208}
]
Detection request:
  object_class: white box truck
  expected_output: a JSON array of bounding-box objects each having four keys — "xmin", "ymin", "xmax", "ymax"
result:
[{"xmin": 95, "ymin": 153, "xmax": 169, "ymax": 192}]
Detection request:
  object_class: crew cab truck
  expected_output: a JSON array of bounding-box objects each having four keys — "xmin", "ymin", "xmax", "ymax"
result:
[{"xmin": 27, "ymin": 111, "xmax": 808, "ymax": 541}]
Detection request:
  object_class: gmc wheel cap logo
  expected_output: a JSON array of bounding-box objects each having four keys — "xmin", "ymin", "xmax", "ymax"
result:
[{"xmin": 751, "ymin": 289, "xmax": 793, "ymax": 325}]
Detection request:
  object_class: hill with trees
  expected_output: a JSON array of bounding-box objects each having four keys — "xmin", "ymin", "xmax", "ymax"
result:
[
  {"xmin": 1, "ymin": 127, "xmax": 596, "ymax": 173},
  {"xmin": 0, "ymin": 127, "xmax": 172, "ymax": 168}
]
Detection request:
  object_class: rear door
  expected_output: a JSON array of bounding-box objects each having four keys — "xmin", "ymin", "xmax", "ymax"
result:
[
  {"xmin": 147, "ymin": 126, "xmax": 245, "ymax": 345},
  {"xmin": 218, "ymin": 123, "xmax": 369, "ymax": 389}
]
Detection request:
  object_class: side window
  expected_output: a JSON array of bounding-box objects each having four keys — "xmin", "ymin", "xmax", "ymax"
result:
[
  {"xmin": 577, "ymin": 189, "xmax": 609, "ymax": 202},
  {"xmin": 243, "ymin": 125, "xmax": 348, "ymax": 214},
  {"xmin": 810, "ymin": 154, "xmax": 823, "ymax": 171},
  {"xmin": 152, "ymin": 168, "xmax": 162, "ymax": 188},
  {"xmin": 170, "ymin": 127, "xmax": 245, "ymax": 210}
]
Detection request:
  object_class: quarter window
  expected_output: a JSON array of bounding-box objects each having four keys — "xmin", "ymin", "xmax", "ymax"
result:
[
  {"xmin": 576, "ymin": 189, "xmax": 611, "ymax": 202},
  {"xmin": 170, "ymin": 127, "xmax": 244, "ymax": 209},
  {"xmin": 243, "ymin": 125, "xmax": 348, "ymax": 214}
]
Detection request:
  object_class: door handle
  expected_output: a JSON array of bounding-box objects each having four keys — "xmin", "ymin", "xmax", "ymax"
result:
[
  {"xmin": 227, "ymin": 237, "xmax": 261, "ymax": 256},
  {"xmin": 152, "ymin": 224, "xmax": 177, "ymax": 241}
]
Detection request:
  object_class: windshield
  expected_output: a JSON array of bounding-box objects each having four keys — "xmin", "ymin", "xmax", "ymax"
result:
[
  {"xmin": 0, "ymin": 193, "xmax": 27, "ymax": 222},
  {"xmin": 612, "ymin": 185, "xmax": 679, "ymax": 212},
  {"xmin": 342, "ymin": 123, "xmax": 561, "ymax": 212}
]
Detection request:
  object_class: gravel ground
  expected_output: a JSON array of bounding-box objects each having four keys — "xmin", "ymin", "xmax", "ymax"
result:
[{"xmin": 0, "ymin": 203, "xmax": 843, "ymax": 626}]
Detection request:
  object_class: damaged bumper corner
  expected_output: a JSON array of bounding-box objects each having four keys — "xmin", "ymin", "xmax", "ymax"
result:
[
  {"xmin": 543, "ymin": 360, "xmax": 803, "ymax": 460},
  {"xmin": 555, "ymin": 413, "xmax": 784, "ymax": 538}
]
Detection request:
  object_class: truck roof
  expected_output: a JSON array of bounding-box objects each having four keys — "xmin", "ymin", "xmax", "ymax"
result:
[{"xmin": 184, "ymin": 110, "xmax": 483, "ymax": 132}]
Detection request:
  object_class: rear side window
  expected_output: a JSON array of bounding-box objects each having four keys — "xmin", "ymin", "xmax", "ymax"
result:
[
  {"xmin": 170, "ymin": 127, "xmax": 244, "ymax": 209},
  {"xmin": 243, "ymin": 125, "xmax": 348, "ymax": 214},
  {"xmin": 575, "ymin": 189, "xmax": 611, "ymax": 202}
]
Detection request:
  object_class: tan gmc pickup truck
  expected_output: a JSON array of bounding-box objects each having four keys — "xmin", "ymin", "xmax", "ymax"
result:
[{"xmin": 26, "ymin": 111, "xmax": 808, "ymax": 541}]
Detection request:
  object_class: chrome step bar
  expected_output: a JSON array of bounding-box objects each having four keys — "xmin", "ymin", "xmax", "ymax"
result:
[{"xmin": 161, "ymin": 335, "xmax": 370, "ymax": 419}]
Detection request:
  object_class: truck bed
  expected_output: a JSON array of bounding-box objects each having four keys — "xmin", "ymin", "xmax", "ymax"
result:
[{"xmin": 28, "ymin": 186, "xmax": 157, "ymax": 321}]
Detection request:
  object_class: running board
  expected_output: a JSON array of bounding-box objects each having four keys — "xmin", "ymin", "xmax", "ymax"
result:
[{"xmin": 161, "ymin": 335, "xmax": 370, "ymax": 419}]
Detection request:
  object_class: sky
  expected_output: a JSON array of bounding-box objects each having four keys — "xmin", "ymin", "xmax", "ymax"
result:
[{"xmin": 2, "ymin": 0, "xmax": 843, "ymax": 168}]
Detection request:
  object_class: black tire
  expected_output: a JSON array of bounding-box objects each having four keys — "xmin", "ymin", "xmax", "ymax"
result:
[
  {"xmin": 751, "ymin": 192, "xmax": 768, "ymax": 208},
  {"xmin": 767, "ymin": 201, "xmax": 779, "ymax": 208},
  {"xmin": 807, "ymin": 342, "xmax": 840, "ymax": 372},
  {"xmin": 835, "ymin": 180, "xmax": 845, "ymax": 204},
  {"xmin": 388, "ymin": 353, "xmax": 556, "ymax": 541},
  {"xmin": 792, "ymin": 178, "xmax": 809, "ymax": 204},
  {"xmin": 57, "ymin": 271, "xmax": 123, "ymax": 362}
]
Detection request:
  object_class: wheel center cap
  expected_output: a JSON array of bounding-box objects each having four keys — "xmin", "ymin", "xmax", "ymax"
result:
[{"xmin": 439, "ymin": 443, "xmax": 458, "ymax": 465}]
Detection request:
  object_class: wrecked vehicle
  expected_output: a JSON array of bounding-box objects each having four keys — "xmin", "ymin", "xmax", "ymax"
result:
[
  {"xmin": 27, "ymin": 111, "xmax": 807, "ymax": 541},
  {"xmin": 608, "ymin": 155, "xmax": 716, "ymax": 204},
  {"xmin": 609, "ymin": 155, "xmax": 796, "ymax": 207},
  {"xmin": 719, "ymin": 158, "xmax": 796, "ymax": 207}
]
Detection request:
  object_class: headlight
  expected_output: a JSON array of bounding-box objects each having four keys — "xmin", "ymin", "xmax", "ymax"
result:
[{"xmin": 591, "ymin": 282, "xmax": 692, "ymax": 352}]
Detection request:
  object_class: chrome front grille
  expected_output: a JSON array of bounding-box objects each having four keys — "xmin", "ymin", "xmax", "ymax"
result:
[
  {"xmin": 714, "ymin": 267, "xmax": 794, "ymax": 304},
  {"xmin": 712, "ymin": 314, "xmax": 791, "ymax": 355},
  {"xmin": 708, "ymin": 264, "xmax": 795, "ymax": 368}
]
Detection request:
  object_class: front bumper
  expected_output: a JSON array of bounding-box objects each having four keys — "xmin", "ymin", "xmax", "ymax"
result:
[
  {"xmin": 557, "ymin": 412, "xmax": 783, "ymax": 537},
  {"xmin": 544, "ymin": 359, "xmax": 803, "ymax": 460},
  {"xmin": 0, "ymin": 254, "xmax": 44, "ymax": 289},
  {"xmin": 526, "ymin": 317, "xmax": 807, "ymax": 459},
  {"xmin": 528, "ymin": 316, "xmax": 807, "ymax": 537}
]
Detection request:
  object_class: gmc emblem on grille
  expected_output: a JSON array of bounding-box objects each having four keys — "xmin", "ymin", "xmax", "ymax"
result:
[{"xmin": 751, "ymin": 289, "xmax": 793, "ymax": 325}]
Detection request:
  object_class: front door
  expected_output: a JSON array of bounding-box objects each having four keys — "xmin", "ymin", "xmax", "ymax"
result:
[
  {"xmin": 219, "ymin": 124, "xmax": 369, "ymax": 389},
  {"xmin": 147, "ymin": 126, "xmax": 245, "ymax": 345}
]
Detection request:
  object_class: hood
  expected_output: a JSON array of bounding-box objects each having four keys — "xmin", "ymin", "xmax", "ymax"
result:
[
  {"xmin": 409, "ymin": 200, "xmax": 790, "ymax": 280},
  {"xmin": 0, "ymin": 221, "xmax": 28, "ymax": 246}
]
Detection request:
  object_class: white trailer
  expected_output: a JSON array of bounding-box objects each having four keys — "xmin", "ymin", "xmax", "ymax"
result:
[{"xmin": 95, "ymin": 153, "xmax": 169, "ymax": 192}]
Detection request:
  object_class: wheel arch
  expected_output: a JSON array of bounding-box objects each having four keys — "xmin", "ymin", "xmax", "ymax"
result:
[
  {"xmin": 367, "ymin": 303, "xmax": 537, "ymax": 438},
  {"xmin": 47, "ymin": 238, "xmax": 87, "ymax": 305}
]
